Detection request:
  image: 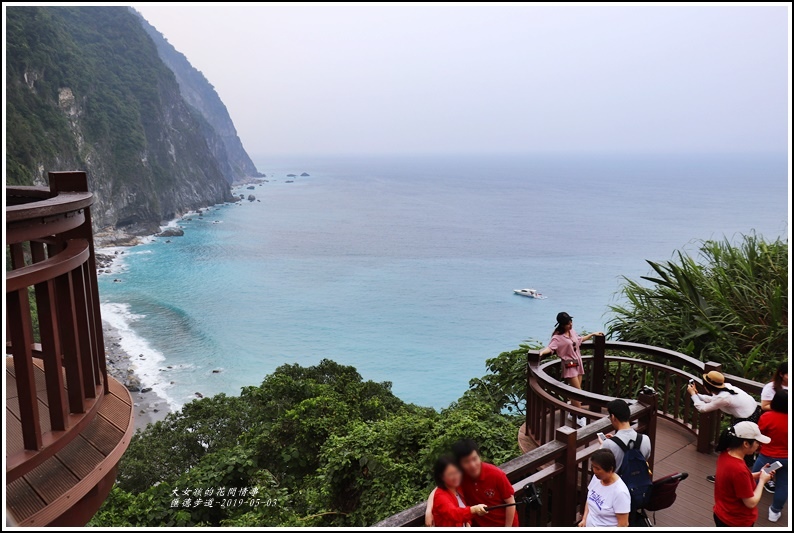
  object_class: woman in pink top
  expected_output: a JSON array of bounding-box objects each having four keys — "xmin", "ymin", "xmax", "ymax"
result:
[{"xmin": 538, "ymin": 312, "xmax": 604, "ymax": 424}]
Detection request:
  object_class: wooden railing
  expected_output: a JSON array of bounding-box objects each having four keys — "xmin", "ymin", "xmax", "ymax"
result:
[
  {"xmin": 6, "ymin": 172, "xmax": 108, "ymax": 480},
  {"xmin": 377, "ymin": 337, "xmax": 765, "ymax": 526},
  {"xmin": 375, "ymin": 392, "xmax": 658, "ymax": 527},
  {"xmin": 527, "ymin": 336, "xmax": 763, "ymax": 453}
]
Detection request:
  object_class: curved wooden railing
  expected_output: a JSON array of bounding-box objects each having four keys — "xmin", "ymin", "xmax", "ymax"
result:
[
  {"xmin": 6, "ymin": 175, "xmax": 106, "ymax": 474},
  {"xmin": 5, "ymin": 172, "xmax": 133, "ymax": 526},
  {"xmin": 376, "ymin": 394, "xmax": 658, "ymax": 527},
  {"xmin": 526, "ymin": 336, "xmax": 763, "ymax": 452}
]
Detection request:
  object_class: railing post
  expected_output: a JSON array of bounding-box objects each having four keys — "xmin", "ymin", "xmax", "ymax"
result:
[
  {"xmin": 555, "ymin": 426, "xmax": 578, "ymax": 527},
  {"xmin": 637, "ymin": 390, "xmax": 658, "ymax": 471},
  {"xmin": 527, "ymin": 351, "xmax": 540, "ymax": 437},
  {"xmin": 50, "ymin": 171, "xmax": 109, "ymax": 394},
  {"xmin": 696, "ymin": 361, "xmax": 722, "ymax": 453},
  {"xmin": 591, "ymin": 335, "xmax": 606, "ymax": 395}
]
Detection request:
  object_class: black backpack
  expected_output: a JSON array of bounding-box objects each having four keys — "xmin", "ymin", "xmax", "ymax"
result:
[{"xmin": 613, "ymin": 433, "xmax": 653, "ymax": 511}]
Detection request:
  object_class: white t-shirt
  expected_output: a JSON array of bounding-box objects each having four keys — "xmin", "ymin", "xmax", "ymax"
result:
[
  {"xmin": 585, "ymin": 475, "xmax": 631, "ymax": 527},
  {"xmin": 691, "ymin": 386, "xmax": 758, "ymax": 419},
  {"xmin": 761, "ymin": 382, "xmax": 788, "ymax": 402}
]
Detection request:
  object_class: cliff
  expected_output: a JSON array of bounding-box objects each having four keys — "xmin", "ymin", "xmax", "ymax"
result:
[
  {"xmin": 134, "ymin": 11, "xmax": 262, "ymax": 183},
  {"xmin": 5, "ymin": 7, "xmax": 244, "ymax": 234}
]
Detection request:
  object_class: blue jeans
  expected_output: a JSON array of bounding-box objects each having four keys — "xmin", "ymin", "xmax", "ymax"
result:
[{"xmin": 753, "ymin": 453, "xmax": 788, "ymax": 513}]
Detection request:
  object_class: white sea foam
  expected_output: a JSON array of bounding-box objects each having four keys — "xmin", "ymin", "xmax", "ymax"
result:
[{"xmin": 101, "ymin": 302, "xmax": 181, "ymax": 411}]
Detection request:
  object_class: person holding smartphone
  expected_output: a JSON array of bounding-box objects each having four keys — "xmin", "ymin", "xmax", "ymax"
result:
[
  {"xmin": 538, "ymin": 312, "xmax": 604, "ymax": 427},
  {"xmin": 752, "ymin": 389, "xmax": 788, "ymax": 522},
  {"xmin": 712, "ymin": 421, "xmax": 774, "ymax": 527}
]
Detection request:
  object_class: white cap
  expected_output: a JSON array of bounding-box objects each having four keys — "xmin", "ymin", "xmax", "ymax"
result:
[{"xmin": 732, "ymin": 421, "xmax": 771, "ymax": 444}]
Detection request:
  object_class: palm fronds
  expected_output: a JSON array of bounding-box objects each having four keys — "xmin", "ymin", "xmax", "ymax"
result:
[{"xmin": 607, "ymin": 233, "xmax": 788, "ymax": 381}]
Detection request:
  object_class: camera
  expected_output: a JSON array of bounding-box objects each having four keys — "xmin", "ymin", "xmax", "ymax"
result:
[
  {"xmin": 639, "ymin": 385, "xmax": 656, "ymax": 396},
  {"xmin": 522, "ymin": 482, "xmax": 542, "ymax": 510},
  {"xmin": 688, "ymin": 379, "xmax": 695, "ymax": 385}
]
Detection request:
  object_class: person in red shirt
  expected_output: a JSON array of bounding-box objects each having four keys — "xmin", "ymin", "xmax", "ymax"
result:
[
  {"xmin": 751, "ymin": 389, "xmax": 788, "ymax": 522},
  {"xmin": 454, "ymin": 440, "xmax": 520, "ymax": 527},
  {"xmin": 430, "ymin": 455, "xmax": 488, "ymax": 527},
  {"xmin": 713, "ymin": 421, "xmax": 774, "ymax": 527}
]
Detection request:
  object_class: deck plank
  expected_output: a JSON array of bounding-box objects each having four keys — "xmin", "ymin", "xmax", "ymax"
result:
[
  {"xmin": 649, "ymin": 418, "xmax": 787, "ymax": 527},
  {"xmin": 24, "ymin": 456, "xmax": 80, "ymax": 504},
  {"xmin": 55, "ymin": 434, "xmax": 106, "ymax": 479},
  {"xmin": 6, "ymin": 478, "xmax": 46, "ymax": 523}
]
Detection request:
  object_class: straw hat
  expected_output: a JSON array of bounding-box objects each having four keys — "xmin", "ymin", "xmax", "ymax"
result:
[{"xmin": 702, "ymin": 370, "xmax": 726, "ymax": 389}]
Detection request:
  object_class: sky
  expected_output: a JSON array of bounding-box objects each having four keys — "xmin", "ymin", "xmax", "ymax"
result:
[{"xmin": 134, "ymin": 4, "xmax": 789, "ymax": 157}]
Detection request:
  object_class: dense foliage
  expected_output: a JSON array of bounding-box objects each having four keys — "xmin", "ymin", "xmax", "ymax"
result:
[
  {"xmin": 92, "ymin": 351, "xmax": 533, "ymax": 527},
  {"xmin": 607, "ymin": 234, "xmax": 788, "ymax": 381}
]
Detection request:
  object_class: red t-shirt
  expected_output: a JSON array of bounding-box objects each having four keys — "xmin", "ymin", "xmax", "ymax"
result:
[
  {"xmin": 431, "ymin": 488, "xmax": 472, "ymax": 527},
  {"xmin": 758, "ymin": 410, "xmax": 788, "ymax": 459},
  {"xmin": 460, "ymin": 462, "xmax": 519, "ymax": 527},
  {"xmin": 713, "ymin": 452, "xmax": 757, "ymax": 526}
]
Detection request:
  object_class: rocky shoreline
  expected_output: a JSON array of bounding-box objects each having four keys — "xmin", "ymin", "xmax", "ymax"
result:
[
  {"xmin": 103, "ymin": 322, "xmax": 170, "ymax": 431},
  {"xmin": 96, "ymin": 220, "xmax": 184, "ymax": 430}
]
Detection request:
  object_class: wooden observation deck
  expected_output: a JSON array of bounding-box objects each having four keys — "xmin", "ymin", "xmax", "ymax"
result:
[
  {"xmin": 376, "ymin": 338, "xmax": 787, "ymax": 527},
  {"xmin": 5, "ymin": 172, "xmax": 134, "ymax": 526}
]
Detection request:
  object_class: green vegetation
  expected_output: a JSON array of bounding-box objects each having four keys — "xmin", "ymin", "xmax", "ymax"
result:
[
  {"xmin": 91, "ymin": 350, "xmax": 535, "ymax": 527},
  {"xmin": 607, "ymin": 234, "xmax": 788, "ymax": 381}
]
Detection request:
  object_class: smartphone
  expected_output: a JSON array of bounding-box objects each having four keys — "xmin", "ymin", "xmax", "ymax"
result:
[
  {"xmin": 763, "ymin": 461, "xmax": 783, "ymax": 474},
  {"xmin": 597, "ymin": 432, "xmax": 607, "ymax": 441}
]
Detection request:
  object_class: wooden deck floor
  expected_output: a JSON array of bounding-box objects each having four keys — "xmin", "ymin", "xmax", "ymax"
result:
[
  {"xmin": 644, "ymin": 418, "xmax": 787, "ymax": 527},
  {"xmin": 6, "ymin": 357, "xmax": 134, "ymax": 526}
]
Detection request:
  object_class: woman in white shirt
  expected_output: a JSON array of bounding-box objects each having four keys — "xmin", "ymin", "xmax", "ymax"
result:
[
  {"xmin": 688, "ymin": 370, "xmax": 761, "ymax": 482},
  {"xmin": 579, "ymin": 449, "xmax": 631, "ymax": 527},
  {"xmin": 761, "ymin": 362, "xmax": 788, "ymax": 412},
  {"xmin": 687, "ymin": 370, "xmax": 760, "ymax": 422}
]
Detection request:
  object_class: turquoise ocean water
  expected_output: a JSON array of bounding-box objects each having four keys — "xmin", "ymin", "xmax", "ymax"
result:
[{"xmin": 98, "ymin": 154, "xmax": 788, "ymax": 410}]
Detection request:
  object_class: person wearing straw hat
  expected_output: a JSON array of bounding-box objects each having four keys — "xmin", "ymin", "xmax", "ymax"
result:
[
  {"xmin": 712, "ymin": 421, "xmax": 775, "ymax": 527},
  {"xmin": 687, "ymin": 370, "xmax": 761, "ymax": 422},
  {"xmin": 687, "ymin": 370, "xmax": 761, "ymax": 483}
]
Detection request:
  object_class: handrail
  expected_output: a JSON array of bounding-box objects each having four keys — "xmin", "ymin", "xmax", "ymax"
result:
[
  {"xmin": 6, "ymin": 239, "xmax": 90, "ymax": 292},
  {"xmin": 526, "ymin": 336, "xmax": 764, "ymax": 453},
  {"xmin": 6, "ymin": 189, "xmax": 94, "ymax": 222},
  {"xmin": 581, "ymin": 340, "xmax": 705, "ymax": 369}
]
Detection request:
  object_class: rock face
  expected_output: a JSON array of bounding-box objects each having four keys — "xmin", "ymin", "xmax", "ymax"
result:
[
  {"xmin": 157, "ymin": 227, "xmax": 185, "ymax": 237},
  {"xmin": 135, "ymin": 11, "xmax": 263, "ymax": 183},
  {"xmin": 5, "ymin": 7, "xmax": 240, "ymax": 233}
]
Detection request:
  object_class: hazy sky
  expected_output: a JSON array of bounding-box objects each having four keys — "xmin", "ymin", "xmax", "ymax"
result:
[{"xmin": 134, "ymin": 4, "xmax": 789, "ymax": 157}]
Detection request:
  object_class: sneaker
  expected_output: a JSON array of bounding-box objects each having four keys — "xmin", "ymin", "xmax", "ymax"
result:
[
  {"xmin": 706, "ymin": 475, "xmax": 716, "ymax": 483},
  {"xmin": 577, "ymin": 417, "xmax": 587, "ymax": 427},
  {"xmin": 768, "ymin": 508, "xmax": 781, "ymax": 523},
  {"xmin": 764, "ymin": 480, "xmax": 776, "ymax": 494}
]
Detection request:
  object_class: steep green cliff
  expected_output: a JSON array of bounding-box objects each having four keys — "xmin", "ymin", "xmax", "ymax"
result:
[
  {"xmin": 134, "ymin": 10, "xmax": 262, "ymax": 183},
  {"xmin": 5, "ymin": 7, "xmax": 243, "ymax": 233}
]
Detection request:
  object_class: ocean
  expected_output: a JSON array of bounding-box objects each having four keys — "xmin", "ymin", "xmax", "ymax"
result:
[{"xmin": 98, "ymin": 154, "xmax": 788, "ymax": 410}]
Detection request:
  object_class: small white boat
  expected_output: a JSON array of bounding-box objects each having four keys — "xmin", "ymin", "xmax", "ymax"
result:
[{"xmin": 514, "ymin": 288, "xmax": 547, "ymax": 299}]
